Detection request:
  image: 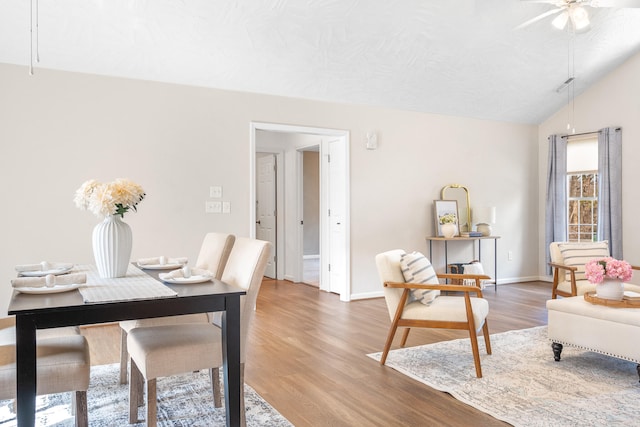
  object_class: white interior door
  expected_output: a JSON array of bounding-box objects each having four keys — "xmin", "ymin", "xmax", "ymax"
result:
[
  {"xmin": 256, "ymin": 153, "xmax": 277, "ymax": 278},
  {"xmin": 320, "ymin": 137, "xmax": 348, "ymax": 296}
]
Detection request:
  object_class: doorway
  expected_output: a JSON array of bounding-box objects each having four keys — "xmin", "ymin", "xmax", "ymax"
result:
[
  {"xmin": 301, "ymin": 149, "xmax": 320, "ymax": 287},
  {"xmin": 250, "ymin": 122, "xmax": 350, "ymax": 301}
]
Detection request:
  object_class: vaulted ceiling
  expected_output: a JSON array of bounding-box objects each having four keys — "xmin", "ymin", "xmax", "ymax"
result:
[{"xmin": 1, "ymin": 0, "xmax": 640, "ymax": 124}]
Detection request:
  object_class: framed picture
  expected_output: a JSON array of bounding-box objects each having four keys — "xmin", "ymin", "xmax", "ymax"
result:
[{"xmin": 434, "ymin": 200, "xmax": 459, "ymax": 237}]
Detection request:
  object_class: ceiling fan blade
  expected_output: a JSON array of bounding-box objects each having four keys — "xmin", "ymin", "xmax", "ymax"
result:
[
  {"xmin": 589, "ymin": 0, "xmax": 640, "ymax": 6},
  {"xmin": 516, "ymin": 8, "xmax": 564, "ymax": 29}
]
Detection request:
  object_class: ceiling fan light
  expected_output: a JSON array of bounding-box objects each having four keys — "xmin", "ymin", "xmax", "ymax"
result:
[
  {"xmin": 552, "ymin": 11, "xmax": 569, "ymax": 29},
  {"xmin": 571, "ymin": 6, "xmax": 590, "ymax": 30}
]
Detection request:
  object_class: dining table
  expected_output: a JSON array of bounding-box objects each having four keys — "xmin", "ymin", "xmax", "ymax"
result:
[{"xmin": 7, "ymin": 264, "xmax": 246, "ymax": 427}]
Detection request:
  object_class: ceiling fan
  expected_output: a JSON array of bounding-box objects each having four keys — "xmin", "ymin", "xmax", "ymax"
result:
[{"xmin": 517, "ymin": 0, "xmax": 640, "ymax": 30}]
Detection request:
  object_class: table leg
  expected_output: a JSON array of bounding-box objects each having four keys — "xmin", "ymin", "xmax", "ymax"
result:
[
  {"xmin": 15, "ymin": 315, "xmax": 37, "ymax": 427},
  {"xmin": 494, "ymin": 238, "xmax": 498, "ymax": 291},
  {"xmin": 221, "ymin": 294, "xmax": 242, "ymax": 427}
]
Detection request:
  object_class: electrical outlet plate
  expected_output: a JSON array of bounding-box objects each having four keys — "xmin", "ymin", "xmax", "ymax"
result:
[{"xmin": 222, "ymin": 202, "xmax": 230, "ymax": 213}]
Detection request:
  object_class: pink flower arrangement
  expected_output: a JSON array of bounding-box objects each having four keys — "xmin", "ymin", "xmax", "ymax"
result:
[{"xmin": 584, "ymin": 257, "xmax": 633, "ymax": 284}]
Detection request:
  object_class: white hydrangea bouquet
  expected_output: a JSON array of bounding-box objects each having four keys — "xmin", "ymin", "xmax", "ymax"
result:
[
  {"xmin": 74, "ymin": 178, "xmax": 146, "ymax": 218},
  {"xmin": 438, "ymin": 212, "xmax": 457, "ymax": 224}
]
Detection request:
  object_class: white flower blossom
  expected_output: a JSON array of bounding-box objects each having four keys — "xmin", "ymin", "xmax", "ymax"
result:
[{"xmin": 74, "ymin": 179, "xmax": 145, "ymax": 218}]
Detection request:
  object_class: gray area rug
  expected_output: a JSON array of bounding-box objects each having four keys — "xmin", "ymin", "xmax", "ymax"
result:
[
  {"xmin": 368, "ymin": 326, "xmax": 640, "ymax": 427},
  {"xmin": 0, "ymin": 364, "xmax": 291, "ymax": 426}
]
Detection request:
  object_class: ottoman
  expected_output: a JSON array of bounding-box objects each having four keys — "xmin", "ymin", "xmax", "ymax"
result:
[{"xmin": 546, "ymin": 296, "xmax": 640, "ymax": 380}]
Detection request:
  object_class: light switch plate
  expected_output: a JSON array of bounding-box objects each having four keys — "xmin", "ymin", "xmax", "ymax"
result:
[
  {"xmin": 209, "ymin": 186, "xmax": 222, "ymax": 198},
  {"xmin": 222, "ymin": 202, "xmax": 231, "ymax": 214}
]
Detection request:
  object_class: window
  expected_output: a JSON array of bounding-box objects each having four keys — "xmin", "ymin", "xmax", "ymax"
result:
[{"xmin": 566, "ymin": 134, "xmax": 598, "ymax": 242}]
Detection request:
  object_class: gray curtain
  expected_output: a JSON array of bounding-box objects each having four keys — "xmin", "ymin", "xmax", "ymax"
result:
[
  {"xmin": 597, "ymin": 127, "xmax": 623, "ymax": 259},
  {"xmin": 545, "ymin": 134, "xmax": 567, "ymax": 272}
]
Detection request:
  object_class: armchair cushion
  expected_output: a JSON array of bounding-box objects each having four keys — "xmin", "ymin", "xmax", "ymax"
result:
[
  {"xmin": 400, "ymin": 252, "xmax": 440, "ymax": 305},
  {"xmin": 557, "ymin": 241, "xmax": 609, "ymax": 281},
  {"xmin": 402, "ymin": 296, "xmax": 489, "ymax": 330}
]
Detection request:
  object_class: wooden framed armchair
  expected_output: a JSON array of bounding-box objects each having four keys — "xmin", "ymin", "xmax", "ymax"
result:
[
  {"xmin": 549, "ymin": 241, "xmax": 640, "ymax": 299},
  {"xmin": 375, "ymin": 249, "xmax": 492, "ymax": 378}
]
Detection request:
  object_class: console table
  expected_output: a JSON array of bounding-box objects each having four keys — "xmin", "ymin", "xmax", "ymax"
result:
[{"xmin": 425, "ymin": 236, "xmax": 500, "ymax": 291}]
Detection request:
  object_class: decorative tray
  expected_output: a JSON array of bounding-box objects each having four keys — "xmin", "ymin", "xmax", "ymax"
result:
[{"xmin": 584, "ymin": 291, "xmax": 640, "ymax": 308}]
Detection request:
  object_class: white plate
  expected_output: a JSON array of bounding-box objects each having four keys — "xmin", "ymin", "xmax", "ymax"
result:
[
  {"xmin": 19, "ymin": 264, "xmax": 74, "ymax": 277},
  {"xmin": 136, "ymin": 263, "xmax": 184, "ymax": 270},
  {"xmin": 159, "ymin": 274, "xmax": 213, "ymax": 284},
  {"xmin": 14, "ymin": 283, "xmax": 82, "ymax": 294}
]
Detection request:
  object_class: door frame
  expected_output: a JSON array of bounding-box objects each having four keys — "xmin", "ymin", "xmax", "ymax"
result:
[{"xmin": 250, "ymin": 122, "xmax": 351, "ymax": 301}]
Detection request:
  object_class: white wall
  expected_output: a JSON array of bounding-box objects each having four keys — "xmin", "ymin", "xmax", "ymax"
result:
[
  {"xmin": 0, "ymin": 62, "xmax": 538, "ymax": 314},
  {"xmin": 538, "ymin": 51, "xmax": 640, "ymax": 277}
]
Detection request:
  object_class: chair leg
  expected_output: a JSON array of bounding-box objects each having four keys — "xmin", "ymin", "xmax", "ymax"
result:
[
  {"xmin": 551, "ymin": 268, "xmax": 559, "ymax": 299},
  {"xmin": 468, "ymin": 327, "xmax": 483, "ymax": 378},
  {"xmin": 400, "ymin": 328, "xmax": 411, "ymax": 347},
  {"xmin": 129, "ymin": 360, "xmax": 144, "ymax": 423},
  {"xmin": 210, "ymin": 367, "xmax": 222, "ymax": 408},
  {"xmin": 120, "ymin": 328, "xmax": 129, "ymax": 385},
  {"xmin": 74, "ymin": 391, "xmax": 88, "ymax": 427},
  {"xmin": 146, "ymin": 378, "xmax": 157, "ymax": 427},
  {"xmin": 380, "ymin": 322, "xmax": 399, "ymax": 365},
  {"xmin": 482, "ymin": 321, "xmax": 492, "ymax": 355}
]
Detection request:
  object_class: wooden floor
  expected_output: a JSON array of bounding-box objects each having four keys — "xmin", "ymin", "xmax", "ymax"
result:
[{"xmin": 81, "ymin": 280, "xmax": 552, "ymax": 426}]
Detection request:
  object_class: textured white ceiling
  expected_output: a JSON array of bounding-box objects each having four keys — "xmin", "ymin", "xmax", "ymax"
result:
[{"xmin": 1, "ymin": 0, "xmax": 640, "ymax": 124}]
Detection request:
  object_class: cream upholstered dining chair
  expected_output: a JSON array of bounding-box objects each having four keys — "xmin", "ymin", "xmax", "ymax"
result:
[
  {"xmin": 0, "ymin": 320, "xmax": 90, "ymax": 427},
  {"xmin": 549, "ymin": 241, "xmax": 640, "ymax": 299},
  {"xmin": 375, "ymin": 249, "xmax": 492, "ymax": 378},
  {"xmin": 126, "ymin": 237, "xmax": 271, "ymax": 427},
  {"xmin": 118, "ymin": 232, "xmax": 235, "ymax": 384}
]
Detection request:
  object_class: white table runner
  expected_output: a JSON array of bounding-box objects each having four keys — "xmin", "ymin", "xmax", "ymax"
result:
[{"xmin": 78, "ymin": 264, "xmax": 178, "ymax": 303}]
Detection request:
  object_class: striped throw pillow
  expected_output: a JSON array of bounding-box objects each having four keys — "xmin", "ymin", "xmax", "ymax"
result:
[
  {"xmin": 558, "ymin": 241, "xmax": 609, "ymax": 281},
  {"xmin": 400, "ymin": 252, "xmax": 440, "ymax": 305}
]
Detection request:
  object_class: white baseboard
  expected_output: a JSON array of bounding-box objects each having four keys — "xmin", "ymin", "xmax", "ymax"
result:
[
  {"xmin": 495, "ymin": 275, "xmax": 541, "ymax": 285},
  {"xmin": 350, "ymin": 290, "xmax": 385, "ymax": 300},
  {"xmin": 350, "ymin": 275, "xmax": 548, "ymax": 301}
]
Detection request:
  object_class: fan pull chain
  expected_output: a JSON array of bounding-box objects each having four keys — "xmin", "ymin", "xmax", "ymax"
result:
[
  {"xmin": 29, "ymin": 0, "xmax": 39, "ymax": 75},
  {"xmin": 566, "ymin": 27, "xmax": 576, "ymax": 134}
]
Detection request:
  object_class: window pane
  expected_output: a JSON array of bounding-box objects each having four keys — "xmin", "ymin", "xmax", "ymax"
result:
[
  {"xmin": 569, "ymin": 175, "xmax": 581, "ymax": 198},
  {"xmin": 580, "ymin": 200, "xmax": 593, "ymax": 225},
  {"xmin": 568, "ymin": 200, "xmax": 579, "ymax": 225},
  {"xmin": 568, "ymin": 225, "xmax": 579, "ymax": 241},
  {"xmin": 582, "ymin": 174, "xmax": 595, "ymax": 197}
]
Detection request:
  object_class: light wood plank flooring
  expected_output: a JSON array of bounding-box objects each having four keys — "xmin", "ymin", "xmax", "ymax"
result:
[{"xmin": 81, "ymin": 280, "xmax": 552, "ymax": 426}]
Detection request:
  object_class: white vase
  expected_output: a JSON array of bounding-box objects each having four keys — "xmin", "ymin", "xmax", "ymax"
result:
[
  {"xmin": 595, "ymin": 278, "xmax": 624, "ymax": 301},
  {"xmin": 441, "ymin": 223, "xmax": 457, "ymax": 238},
  {"xmin": 92, "ymin": 215, "xmax": 132, "ymax": 278}
]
